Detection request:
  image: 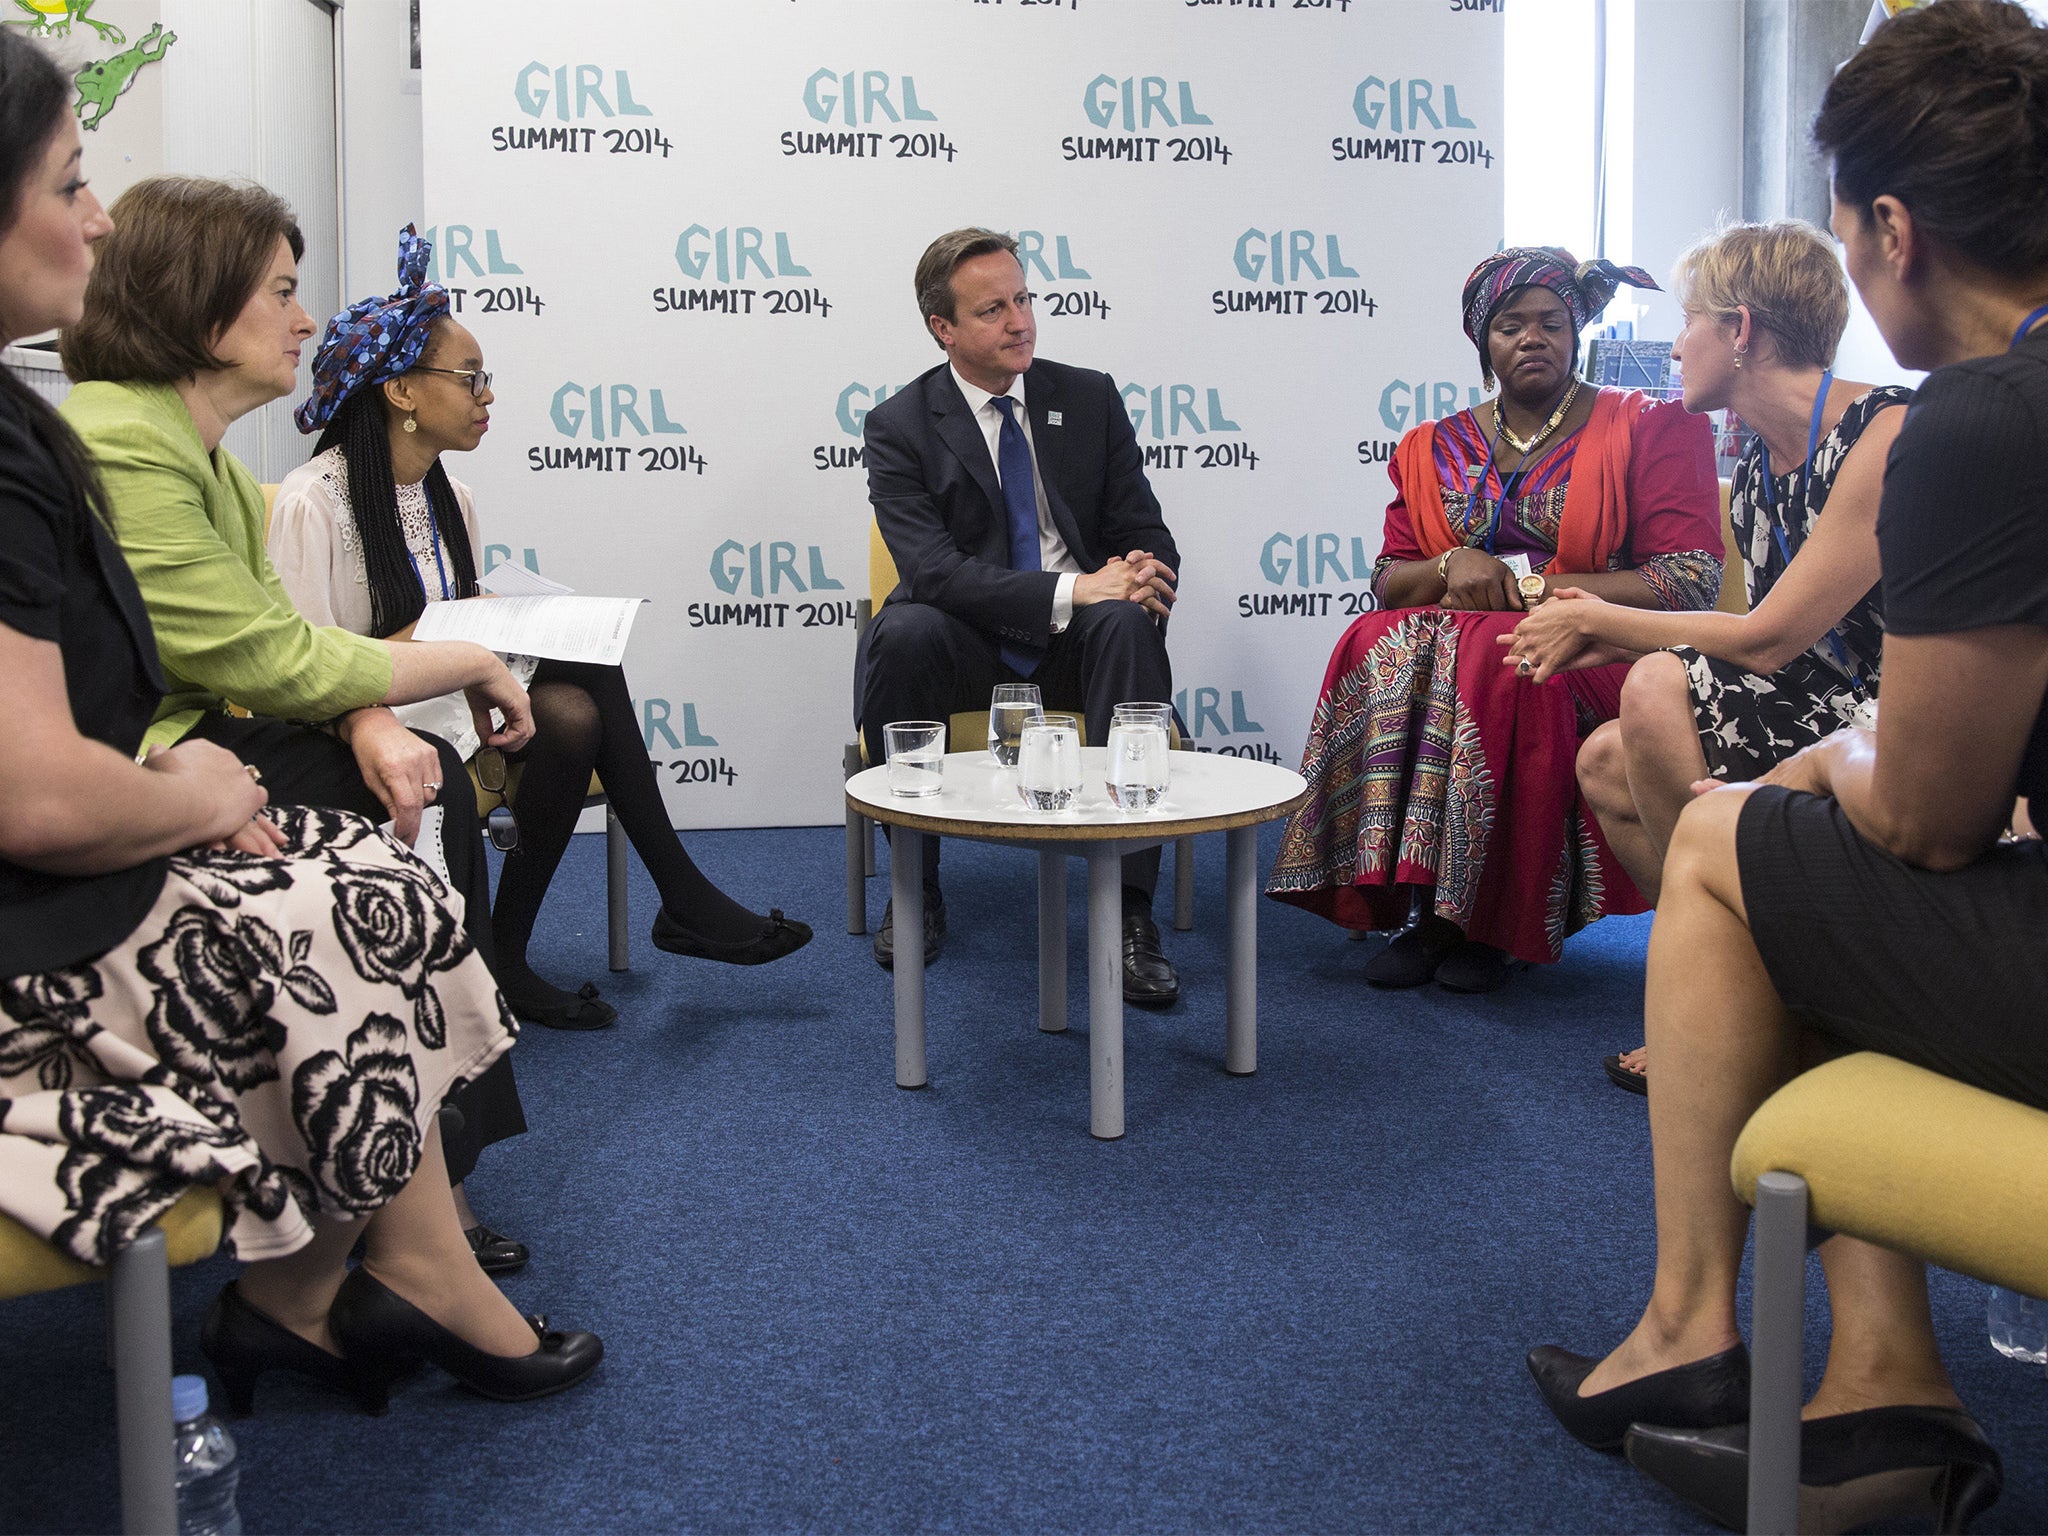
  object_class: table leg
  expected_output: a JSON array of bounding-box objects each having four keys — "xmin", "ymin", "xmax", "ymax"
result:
[
  {"xmin": 1087, "ymin": 842, "xmax": 1124, "ymax": 1140},
  {"xmin": 1038, "ymin": 848, "xmax": 1066, "ymax": 1033},
  {"xmin": 893, "ymin": 827, "xmax": 927, "ymax": 1089},
  {"xmin": 1226, "ymin": 823, "xmax": 1257, "ymax": 1076}
]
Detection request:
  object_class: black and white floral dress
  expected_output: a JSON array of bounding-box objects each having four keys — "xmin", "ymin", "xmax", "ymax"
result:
[
  {"xmin": 1678, "ymin": 386, "xmax": 1912, "ymax": 779},
  {"xmin": 0, "ymin": 388, "xmax": 514, "ymax": 1267}
]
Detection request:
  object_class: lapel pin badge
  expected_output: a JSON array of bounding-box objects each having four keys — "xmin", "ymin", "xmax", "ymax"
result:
[{"xmin": 1046, "ymin": 411, "xmax": 1063, "ymax": 426}]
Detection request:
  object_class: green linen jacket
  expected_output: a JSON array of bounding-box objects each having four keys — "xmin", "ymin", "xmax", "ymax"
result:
[{"xmin": 61, "ymin": 381, "xmax": 393, "ymax": 749}]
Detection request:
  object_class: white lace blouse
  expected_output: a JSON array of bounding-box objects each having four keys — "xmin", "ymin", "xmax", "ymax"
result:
[{"xmin": 268, "ymin": 446, "xmax": 495, "ymax": 760}]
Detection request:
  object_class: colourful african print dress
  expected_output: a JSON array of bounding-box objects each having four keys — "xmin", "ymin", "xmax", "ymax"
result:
[{"xmin": 1267, "ymin": 389, "xmax": 1723, "ymax": 964}]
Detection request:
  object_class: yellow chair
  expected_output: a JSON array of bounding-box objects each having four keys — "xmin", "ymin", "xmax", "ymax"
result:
[
  {"xmin": 1714, "ymin": 477, "xmax": 1748, "ymax": 616},
  {"xmin": 260, "ymin": 488, "xmax": 632, "ymax": 970},
  {"xmin": 1731, "ymin": 1053, "xmax": 2048, "ymax": 1532},
  {"xmin": 1, "ymin": 1190, "xmax": 224, "ymax": 1533},
  {"xmin": 844, "ymin": 522, "xmax": 1195, "ymax": 935}
]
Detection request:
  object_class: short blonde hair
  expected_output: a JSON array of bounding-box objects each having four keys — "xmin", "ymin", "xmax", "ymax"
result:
[{"xmin": 1671, "ymin": 221, "xmax": 1848, "ymax": 371}]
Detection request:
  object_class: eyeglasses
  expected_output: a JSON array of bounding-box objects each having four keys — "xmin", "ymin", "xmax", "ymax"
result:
[{"xmin": 413, "ymin": 365, "xmax": 492, "ymax": 399}]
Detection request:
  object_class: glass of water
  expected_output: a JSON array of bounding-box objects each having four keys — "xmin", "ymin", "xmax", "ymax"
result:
[
  {"xmin": 1016, "ymin": 712, "xmax": 1082, "ymax": 811},
  {"xmin": 988, "ymin": 683, "xmax": 1043, "ymax": 767},
  {"xmin": 883, "ymin": 720, "xmax": 946, "ymax": 798},
  {"xmin": 1106, "ymin": 702, "xmax": 1172, "ymax": 810}
]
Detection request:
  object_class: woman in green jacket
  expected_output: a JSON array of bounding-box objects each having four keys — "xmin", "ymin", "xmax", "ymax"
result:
[{"xmin": 59, "ymin": 175, "xmax": 536, "ymax": 1273}]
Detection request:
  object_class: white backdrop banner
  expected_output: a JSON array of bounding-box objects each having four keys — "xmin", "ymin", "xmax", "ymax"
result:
[{"xmin": 421, "ymin": 0, "xmax": 1502, "ymax": 829}]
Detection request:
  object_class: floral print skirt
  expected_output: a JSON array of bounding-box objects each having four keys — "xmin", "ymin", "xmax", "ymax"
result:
[{"xmin": 0, "ymin": 807, "xmax": 515, "ymax": 1266}]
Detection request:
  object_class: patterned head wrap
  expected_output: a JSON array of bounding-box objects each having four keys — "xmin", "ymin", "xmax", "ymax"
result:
[
  {"xmin": 1460, "ymin": 246, "xmax": 1660, "ymax": 384},
  {"xmin": 294, "ymin": 224, "xmax": 451, "ymax": 434}
]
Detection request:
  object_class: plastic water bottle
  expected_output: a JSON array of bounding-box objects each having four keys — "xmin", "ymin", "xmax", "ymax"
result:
[
  {"xmin": 1985, "ymin": 1286, "xmax": 2048, "ymax": 1365},
  {"xmin": 172, "ymin": 1374, "xmax": 242, "ymax": 1536}
]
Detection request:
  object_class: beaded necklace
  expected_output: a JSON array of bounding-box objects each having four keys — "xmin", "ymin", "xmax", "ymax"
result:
[{"xmin": 1492, "ymin": 377, "xmax": 1580, "ymax": 457}]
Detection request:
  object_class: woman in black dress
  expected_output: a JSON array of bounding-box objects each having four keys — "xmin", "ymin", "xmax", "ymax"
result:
[
  {"xmin": 0, "ymin": 32, "xmax": 597, "ymax": 1414},
  {"xmin": 1504, "ymin": 221, "xmax": 1910, "ymax": 1092},
  {"xmin": 1526, "ymin": 4, "xmax": 2048, "ymax": 1526}
]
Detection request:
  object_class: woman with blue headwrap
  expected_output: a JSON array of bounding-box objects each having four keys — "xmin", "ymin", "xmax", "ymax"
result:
[{"xmin": 270, "ymin": 228, "xmax": 812, "ymax": 1033}]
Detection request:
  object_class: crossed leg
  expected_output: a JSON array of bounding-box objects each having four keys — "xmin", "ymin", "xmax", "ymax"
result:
[{"xmin": 1575, "ymin": 786, "xmax": 1957, "ymax": 1418}]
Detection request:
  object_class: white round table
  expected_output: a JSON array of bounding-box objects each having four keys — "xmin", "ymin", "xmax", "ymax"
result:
[{"xmin": 845, "ymin": 749, "xmax": 1308, "ymax": 1139}]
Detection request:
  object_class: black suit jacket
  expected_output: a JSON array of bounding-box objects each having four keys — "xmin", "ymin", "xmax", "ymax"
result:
[{"xmin": 862, "ymin": 357, "xmax": 1178, "ymax": 650}]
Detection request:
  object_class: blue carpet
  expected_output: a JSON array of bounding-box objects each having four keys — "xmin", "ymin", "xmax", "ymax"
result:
[{"xmin": 4, "ymin": 823, "xmax": 2043, "ymax": 1533}]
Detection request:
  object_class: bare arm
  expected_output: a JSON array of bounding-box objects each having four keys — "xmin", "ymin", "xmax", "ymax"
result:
[
  {"xmin": 0, "ymin": 623, "xmax": 266, "ymax": 874},
  {"xmin": 1505, "ymin": 408, "xmax": 1900, "ymax": 680},
  {"xmin": 1760, "ymin": 627, "xmax": 2048, "ymax": 869}
]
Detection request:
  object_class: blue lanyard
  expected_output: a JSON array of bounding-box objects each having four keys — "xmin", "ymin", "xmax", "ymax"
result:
[
  {"xmin": 409, "ymin": 486, "xmax": 454, "ymax": 603},
  {"xmin": 2011, "ymin": 303, "xmax": 2048, "ymax": 351},
  {"xmin": 1757, "ymin": 370, "xmax": 1859, "ymax": 682},
  {"xmin": 1465, "ymin": 422, "xmax": 1535, "ymax": 556}
]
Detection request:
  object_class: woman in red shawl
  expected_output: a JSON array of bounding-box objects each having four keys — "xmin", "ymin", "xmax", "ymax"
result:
[{"xmin": 1268, "ymin": 248, "xmax": 1724, "ymax": 992}]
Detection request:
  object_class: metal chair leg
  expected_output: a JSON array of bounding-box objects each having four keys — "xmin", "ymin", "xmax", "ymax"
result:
[
  {"xmin": 1173, "ymin": 834, "xmax": 1195, "ymax": 931},
  {"xmin": 110, "ymin": 1228, "xmax": 178, "ymax": 1536},
  {"xmin": 844, "ymin": 741, "xmax": 868, "ymax": 934},
  {"xmin": 1747, "ymin": 1171, "xmax": 1809, "ymax": 1535},
  {"xmin": 606, "ymin": 803, "xmax": 629, "ymax": 972}
]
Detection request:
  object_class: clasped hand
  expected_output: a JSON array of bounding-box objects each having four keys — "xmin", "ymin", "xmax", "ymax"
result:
[
  {"xmin": 1075, "ymin": 550, "xmax": 1177, "ymax": 619},
  {"xmin": 1496, "ymin": 586, "xmax": 1623, "ymax": 683},
  {"xmin": 143, "ymin": 740, "xmax": 286, "ymax": 856}
]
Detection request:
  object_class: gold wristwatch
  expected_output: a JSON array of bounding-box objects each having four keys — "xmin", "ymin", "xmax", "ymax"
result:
[{"xmin": 1518, "ymin": 572, "xmax": 1547, "ymax": 605}]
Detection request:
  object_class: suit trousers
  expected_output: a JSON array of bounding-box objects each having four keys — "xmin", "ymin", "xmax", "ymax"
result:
[
  {"xmin": 859, "ymin": 598, "xmax": 1173, "ymax": 899},
  {"xmin": 186, "ymin": 712, "xmax": 526, "ymax": 1185}
]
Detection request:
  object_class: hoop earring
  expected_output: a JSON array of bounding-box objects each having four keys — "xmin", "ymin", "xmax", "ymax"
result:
[
  {"xmin": 402, "ymin": 415, "xmax": 418, "ymax": 433},
  {"xmin": 1732, "ymin": 346, "xmax": 1746, "ymax": 371}
]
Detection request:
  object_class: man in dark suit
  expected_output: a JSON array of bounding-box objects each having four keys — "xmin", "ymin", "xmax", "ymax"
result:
[{"xmin": 859, "ymin": 227, "xmax": 1181, "ymax": 1003}]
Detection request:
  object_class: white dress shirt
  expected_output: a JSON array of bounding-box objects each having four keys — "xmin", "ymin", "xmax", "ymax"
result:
[{"xmin": 949, "ymin": 363, "xmax": 1079, "ymax": 634}]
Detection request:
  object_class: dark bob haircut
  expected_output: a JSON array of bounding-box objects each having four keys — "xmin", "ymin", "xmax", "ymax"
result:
[
  {"xmin": 61, "ymin": 175, "xmax": 304, "ymax": 384},
  {"xmin": 1813, "ymin": 0, "xmax": 2048, "ymax": 277}
]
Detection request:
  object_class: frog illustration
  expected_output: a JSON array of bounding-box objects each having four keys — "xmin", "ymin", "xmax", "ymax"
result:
[
  {"xmin": 3, "ymin": 0, "xmax": 125, "ymax": 44},
  {"xmin": 72, "ymin": 23, "xmax": 175, "ymax": 131}
]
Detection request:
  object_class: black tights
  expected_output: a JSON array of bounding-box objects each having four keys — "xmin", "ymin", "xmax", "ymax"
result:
[{"xmin": 489, "ymin": 659, "xmax": 768, "ymax": 1005}]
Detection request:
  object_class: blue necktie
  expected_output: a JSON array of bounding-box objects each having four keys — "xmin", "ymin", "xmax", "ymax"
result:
[{"xmin": 991, "ymin": 396, "xmax": 1046, "ymax": 675}]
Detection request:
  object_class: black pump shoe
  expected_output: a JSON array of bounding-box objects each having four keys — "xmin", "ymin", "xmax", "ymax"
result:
[
  {"xmin": 464, "ymin": 1223, "xmax": 529, "ymax": 1276},
  {"xmin": 1526, "ymin": 1342, "xmax": 1751, "ymax": 1451},
  {"xmin": 200, "ymin": 1281, "xmax": 388, "ymax": 1417},
  {"xmin": 652, "ymin": 906, "xmax": 812, "ymax": 966},
  {"xmin": 328, "ymin": 1267, "xmax": 602, "ymax": 1407},
  {"xmin": 1624, "ymin": 1406, "xmax": 2003, "ymax": 1534}
]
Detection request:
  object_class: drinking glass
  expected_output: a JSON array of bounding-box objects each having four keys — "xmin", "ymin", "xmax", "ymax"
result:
[
  {"xmin": 988, "ymin": 683, "xmax": 1044, "ymax": 767},
  {"xmin": 1016, "ymin": 713, "xmax": 1082, "ymax": 811},
  {"xmin": 883, "ymin": 720, "xmax": 946, "ymax": 798},
  {"xmin": 1106, "ymin": 702, "xmax": 1172, "ymax": 810}
]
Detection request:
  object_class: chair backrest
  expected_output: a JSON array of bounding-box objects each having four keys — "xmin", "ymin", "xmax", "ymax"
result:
[
  {"xmin": 262, "ymin": 483, "xmax": 279, "ymax": 542},
  {"xmin": 1714, "ymin": 478, "xmax": 1747, "ymax": 615}
]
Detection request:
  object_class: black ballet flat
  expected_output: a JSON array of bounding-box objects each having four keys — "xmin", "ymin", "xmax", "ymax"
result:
[
  {"xmin": 508, "ymin": 981, "xmax": 616, "ymax": 1032},
  {"xmin": 200, "ymin": 1281, "xmax": 389, "ymax": 1417},
  {"xmin": 328, "ymin": 1267, "xmax": 602, "ymax": 1406},
  {"xmin": 651, "ymin": 906, "xmax": 813, "ymax": 966},
  {"xmin": 1603, "ymin": 1051, "xmax": 1649, "ymax": 1096},
  {"xmin": 1624, "ymin": 1406, "xmax": 2003, "ymax": 1533},
  {"xmin": 1526, "ymin": 1342, "xmax": 1751, "ymax": 1451}
]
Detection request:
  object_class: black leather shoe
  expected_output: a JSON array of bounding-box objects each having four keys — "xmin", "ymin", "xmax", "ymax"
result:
[
  {"xmin": 874, "ymin": 892, "xmax": 944, "ymax": 969},
  {"xmin": 1122, "ymin": 910, "xmax": 1179, "ymax": 1006},
  {"xmin": 1361, "ymin": 915, "xmax": 1462, "ymax": 988},
  {"xmin": 652, "ymin": 906, "xmax": 813, "ymax": 966},
  {"xmin": 329, "ymin": 1267, "xmax": 603, "ymax": 1407},
  {"xmin": 1436, "ymin": 939, "xmax": 1518, "ymax": 994},
  {"xmin": 1526, "ymin": 1342, "xmax": 1751, "ymax": 1451},
  {"xmin": 465, "ymin": 1223, "xmax": 529, "ymax": 1276},
  {"xmin": 201, "ymin": 1281, "xmax": 387, "ymax": 1417},
  {"xmin": 1625, "ymin": 1406, "xmax": 2003, "ymax": 1534}
]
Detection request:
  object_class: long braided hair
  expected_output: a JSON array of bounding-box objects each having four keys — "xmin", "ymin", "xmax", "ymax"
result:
[
  {"xmin": 311, "ymin": 366, "xmax": 479, "ymax": 638},
  {"xmin": 0, "ymin": 31, "xmax": 114, "ymax": 532}
]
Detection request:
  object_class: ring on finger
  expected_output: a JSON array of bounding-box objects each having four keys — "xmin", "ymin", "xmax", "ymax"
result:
[
  {"xmin": 423, "ymin": 780, "xmax": 442, "ymax": 797},
  {"xmin": 244, "ymin": 764, "xmax": 263, "ymax": 784}
]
